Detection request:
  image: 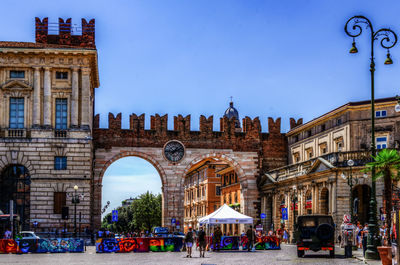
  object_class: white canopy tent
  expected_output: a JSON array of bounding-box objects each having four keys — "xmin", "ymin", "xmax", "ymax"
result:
[{"xmin": 199, "ymin": 204, "xmax": 253, "ymax": 225}]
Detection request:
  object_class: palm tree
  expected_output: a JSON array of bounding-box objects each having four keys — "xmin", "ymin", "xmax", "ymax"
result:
[{"xmin": 364, "ymin": 149, "xmax": 400, "ymax": 245}]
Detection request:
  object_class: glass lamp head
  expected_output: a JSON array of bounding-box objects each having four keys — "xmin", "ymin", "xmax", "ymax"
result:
[{"xmin": 349, "ymin": 41, "xmax": 358, "ymax": 54}]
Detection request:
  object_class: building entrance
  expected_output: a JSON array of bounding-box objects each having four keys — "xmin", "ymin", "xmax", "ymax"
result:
[{"xmin": 0, "ymin": 165, "xmax": 31, "ymax": 230}]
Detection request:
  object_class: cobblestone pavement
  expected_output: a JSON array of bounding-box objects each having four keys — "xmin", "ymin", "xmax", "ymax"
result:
[{"xmin": 0, "ymin": 244, "xmax": 381, "ymax": 265}]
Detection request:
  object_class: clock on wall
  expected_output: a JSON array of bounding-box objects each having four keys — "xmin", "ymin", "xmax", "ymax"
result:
[{"xmin": 163, "ymin": 140, "xmax": 185, "ymax": 163}]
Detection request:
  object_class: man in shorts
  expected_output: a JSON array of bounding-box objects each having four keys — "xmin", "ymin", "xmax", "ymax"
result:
[
  {"xmin": 198, "ymin": 226, "xmax": 206, "ymax": 257},
  {"xmin": 185, "ymin": 227, "xmax": 194, "ymax": 258}
]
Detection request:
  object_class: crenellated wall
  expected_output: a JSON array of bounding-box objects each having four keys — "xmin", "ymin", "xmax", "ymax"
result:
[
  {"xmin": 91, "ymin": 112, "xmax": 289, "ymax": 230},
  {"xmin": 93, "ymin": 113, "xmax": 287, "ymax": 172},
  {"xmin": 35, "ymin": 17, "xmax": 95, "ymax": 48}
]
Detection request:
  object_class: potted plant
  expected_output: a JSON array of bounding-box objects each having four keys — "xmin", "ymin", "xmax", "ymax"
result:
[{"xmin": 364, "ymin": 149, "xmax": 400, "ymax": 265}]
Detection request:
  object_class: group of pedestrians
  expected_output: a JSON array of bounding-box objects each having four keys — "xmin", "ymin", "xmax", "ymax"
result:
[
  {"xmin": 184, "ymin": 226, "xmax": 206, "ymax": 258},
  {"xmin": 184, "ymin": 225, "xmax": 260, "ymax": 257}
]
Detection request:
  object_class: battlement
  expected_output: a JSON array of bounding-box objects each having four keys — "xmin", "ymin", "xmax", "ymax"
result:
[
  {"xmin": 94, "ymin": 113, "xmax": 283, "ymax": 134},
  {"xmin": 35, "ymin": 17, "xmax": 95, "ymax": 48},
  {"xmin": 289, "ymin": 118, "xmax": 303, "ymax": 130}
]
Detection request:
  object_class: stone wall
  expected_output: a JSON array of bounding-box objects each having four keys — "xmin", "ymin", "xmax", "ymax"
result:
[
  {"xmin": 0, "ymin": 137, "xmax": 92, "ymax": 231},
  {"xmin": 92, "ymin": 113, "xmax": 288, "ymax": 230}
]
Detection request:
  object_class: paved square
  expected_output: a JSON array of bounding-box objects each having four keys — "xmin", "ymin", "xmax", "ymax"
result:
[{"xmin": 0, "ymin": 245, "xmax": 381, "ymax": 265}]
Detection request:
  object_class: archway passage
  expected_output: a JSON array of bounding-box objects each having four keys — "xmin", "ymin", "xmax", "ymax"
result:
[
  {"xmin": 0, "ymin": 165, "xmax": 31, "ymax": 230},
  {"xmin": 101, "ymin": 157, "xmax": 162, "ymax": 233},
  {"xmin": 305, "ymin": 190, "xmax": 312, "ymax": 215},
  {"xmin": 353, "ymin": 184, "xmax": 371, "ymax": 225},
  {"xmin": 319, "ymin": 188, "xmax": 329, "ymax": 215},
  {"xmin": 183, "ymin": 158, "xmax": 243, "ymax": 236}
]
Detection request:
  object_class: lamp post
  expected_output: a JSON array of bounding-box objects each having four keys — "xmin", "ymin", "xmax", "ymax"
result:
[
  {"xmin": 341, "ymin": 159, "xmax": 355, "ymax": 223},
  {"xmin": 291, "ymin": 185, "xmax": 297, "ymax": 244},
  {"xmin": 345, "ymin": 15, "xmax": 398, "ymax": 259},
  {"xmin": 72, "ymin": 185, "xmax": 80, "ymax": 238}
]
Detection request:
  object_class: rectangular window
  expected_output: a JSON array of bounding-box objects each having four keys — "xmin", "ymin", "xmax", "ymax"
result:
[
  {"xmin": 54, "ymin": 192, "xmax": 66, "ymax": 214},
  {"xmin": 54, "ymin": 156, "xmax": 67, "ymax": 170},
  {"xmin": 320, "ymin": 124, "xmax": 326, "ymax": 132},
  {"xmin": 55, "ymin": 99, "xmax": 68, "ymax": 129},
  {"xmin": 216, "ymin": 186, "xmax": 221, "ymax": 196},
  {"xmin": 9, "ymin": 97, "xmax": 24, "ymax": 129},
  {"xmin": 56, "ymin": 71, "xmax": 68, "ymax": 79},
  {"xmin": 337, "ymin": 118, "xmax": 342, "ymax": 125},
  {"xmin": 376, "ymin": 136, "xmax": 388, "ymax": 149},
  {"xmin": 307, "ymin": 130, "xmax": 312, "ymax": 137},
  {"xmin": 375, "ymin": 110, "xmax": 387, "ymax": 118},
  {"xmin": 10, "ymin": 70, "xmax": 25, "ymax": 79}
]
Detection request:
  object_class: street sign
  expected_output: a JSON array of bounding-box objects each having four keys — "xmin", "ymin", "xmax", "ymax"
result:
[
  {"xmin": 256, "ymin": 225, "xmax": 263, "ymax": 231},
  {"xmin": 112, "ymin": 210, "xmax": 118, "ymax": 222},
  {"xmin": 171, "ymin": 218, "xmax": 176, "ymax": 224},
  {"xmin": 260, "ymin": 213, "xmax": 266, "ymax": 219},
  {"xmin": 281, "ymin": 208, "xmax": 288, "ymax": 220}
]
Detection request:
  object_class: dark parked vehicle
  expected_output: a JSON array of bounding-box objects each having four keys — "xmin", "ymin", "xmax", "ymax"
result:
[{"xmin": 295, "ymin": 215, "xmax": 335, "ymax": 258}]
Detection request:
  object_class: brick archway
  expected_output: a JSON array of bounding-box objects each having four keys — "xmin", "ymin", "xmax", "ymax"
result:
[
  {"xmin": 180, "ymin": 153, "xmax": 248, "ymax": 212},
  {"xmin": 92, "ymin": 149, "xmax": 168, "ymax": 229},
  {"xmin": 97, "ymin": 150, "xmax": 167, "ymax": 187}
]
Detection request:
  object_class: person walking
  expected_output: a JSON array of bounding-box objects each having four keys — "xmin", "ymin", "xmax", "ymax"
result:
[
  {"xmin": 198, "ymin": 226, "xmax": 206, "ymax": 258},
  {"xmin": 246, "ymin": 225, "xmax": 256, "ymax": 251},
  {"xmin": 185, "ymin": 227, "xmax": 194, "ymax": 258},
  {"xmin": 213, "ymin": 227, "xmax": 222, "ymax": 251}
]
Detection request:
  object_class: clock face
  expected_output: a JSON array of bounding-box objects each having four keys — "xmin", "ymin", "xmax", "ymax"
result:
[{"xmin": 164, "ymin": 141, "xmax": 185, "ymax": 162}]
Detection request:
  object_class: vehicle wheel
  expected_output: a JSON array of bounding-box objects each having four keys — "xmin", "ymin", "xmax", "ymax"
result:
[
  {"xmin": 297, "ymin": 249, "xmax": 304, "ymax": 257},
  {"xmin": 329, "ymin": 249, "xmax": 335, "ymax": 258},
  {"xmin": 315, "ymin": 223, "xmax": 334, "ymax": 241}
]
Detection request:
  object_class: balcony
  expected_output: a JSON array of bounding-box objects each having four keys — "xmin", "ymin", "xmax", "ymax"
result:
[
  {"xmin": 5, "ymin": 129, "xmax": 27, "ymax": 138},
  {"xmin": 264, "ymin": 150, "xmax": 375, "ymax": 183},
  {"xmin": 54, "ymin": 130, "xmax": 67, "ymax": 138}
]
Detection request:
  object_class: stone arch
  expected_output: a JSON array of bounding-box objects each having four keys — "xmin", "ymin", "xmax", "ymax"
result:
[
  {"xmin": 97, "ymin": 150, "xmax": 167, "ymax": 187},
  {"xmin": 180, "ymin": 152, "xmax": 249, "ymax": 214},
  {"xmin": 181, "ymin": 153, "xmax": 246, "ymax": 187},
  {"xmin": 305, "ymin": 189, "xmax": 312, "ymax": 214},
  {"xmin": 319, "ymin": 187, "xmax": 329, "ymax": 215},
  {"xmin": 352, "ymin": 184, "xmax": 371, "ymax": 224},
  {"xmin": 93, "ymin": 150, "xmax": 167, "ymax": 229},
  {"xmin": 0, "ymin": 151, "xmax": 34, "ymax": 176}
]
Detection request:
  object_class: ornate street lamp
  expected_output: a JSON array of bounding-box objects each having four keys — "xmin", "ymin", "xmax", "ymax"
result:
[
  {"xmin": 345, "ymin": 15, "xmax": 398, "ymax": 259},
  {"xmin": 291, "ymin": 185, "xmax": 297, "ymax": 244},
  {"xmin": 341, "ymin": 160, "xmax": 368, "ymax": 223},
  {"xmin": 67, "ymin": 185, "xmax": 83, "ymax": 238}
]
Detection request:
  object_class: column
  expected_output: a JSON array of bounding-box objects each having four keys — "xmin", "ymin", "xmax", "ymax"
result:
[
  {"xmin": 32, "ymin": 67, "xmax": 41, "ymax": 127},
  {"xmin": 312, "ymin": 186, "xmax": 315, "ymax": 214},
  {"xmin": 71, "ymin": 67, "xmax": 79, "ymax": 127},
  {"xmin": 328, "ymin": 182, "xmax": 333, "ymax": 214},
  {"xmin": 43, "ymin": 67, "xmax": 51, "ymax": 128},
  {"xmin": 81, "ymin": 67, "xmax": 91, "ymax": 130},
  {"xmin": 315, "ymin": 185, "xmax": 319, "ymax": 214},
  {"xmin": 332, "ymin": 181, "xmax": 337, "ymax": 213}
]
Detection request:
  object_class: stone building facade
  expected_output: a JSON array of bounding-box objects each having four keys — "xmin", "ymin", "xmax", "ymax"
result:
[
  {"xmin": 183, "ymin": 158, "xmax": 228, "ymax": 232},
  {"xmin": 259, "ymin": 97, "xmax": 400, "ymax": 239},
  {"xmin": 0, "ymin": 17, "xmax": 99, "ymax": 232},
  {"xmin": 218, "ymin": 165, "xmax": 241, "ymax": 235}
]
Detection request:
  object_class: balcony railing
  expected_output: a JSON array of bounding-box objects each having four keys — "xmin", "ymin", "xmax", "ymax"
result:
[
  {"xmin": 266, "ymin": 150, "xmax": 376, "ymax": 183},
  {"xmin": 6, "ymin": 129, "xmax": 26, "ymax": 138},
  {"xmin": 54, "ymin": 130, "xmax": 67, "ymax": 138}
]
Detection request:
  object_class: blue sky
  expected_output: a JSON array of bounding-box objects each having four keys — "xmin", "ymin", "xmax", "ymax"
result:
[{"xmin": 2, "ymin": 0, "xmax": 400, "ymax": 213}]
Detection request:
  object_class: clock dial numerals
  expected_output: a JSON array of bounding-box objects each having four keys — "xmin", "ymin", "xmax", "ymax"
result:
[{"xmin": 164, "ymin": 141, "xmax": 185, "ymax": 162}]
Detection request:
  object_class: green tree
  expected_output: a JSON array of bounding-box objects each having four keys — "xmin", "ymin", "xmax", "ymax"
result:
[
  {"xmin": 101, "ymin": 191, "xmax": 162, "ymax": 234},
  {"xmin": 364, "ymin": 148, "xmax": 400, "ymax": 242},
  {"xmin": 130, "ymin": 192, "xmax": 162, "ymax": 232}
]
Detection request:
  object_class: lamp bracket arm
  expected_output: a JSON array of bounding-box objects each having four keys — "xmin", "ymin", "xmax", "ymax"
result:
[
  {"xmin": 373, "ymin": 28, "xmax": 398, "ymax": 50},
  {"xmin": 345, "ymin": 15, "xmax": 373, "ymax": 39}
]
